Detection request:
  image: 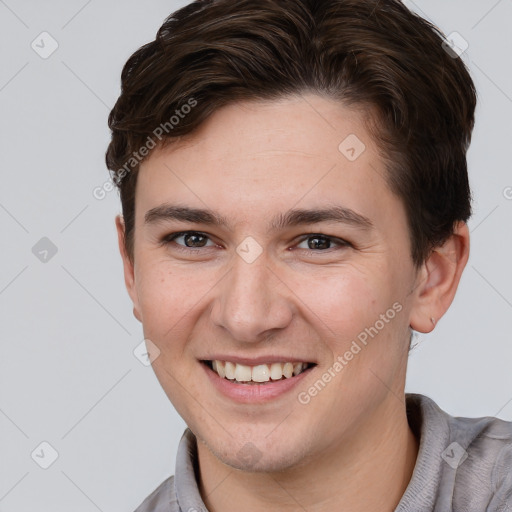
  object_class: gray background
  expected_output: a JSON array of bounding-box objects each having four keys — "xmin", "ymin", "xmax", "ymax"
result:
[{"xmin": 0, "ymin": 1, "xmax": 511, "ymax": 510}]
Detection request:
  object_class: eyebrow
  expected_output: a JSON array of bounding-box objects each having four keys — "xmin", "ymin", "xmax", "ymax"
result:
[{"xmin": 144, "ymin": 204, "xmax": 374, "ymax": 231}]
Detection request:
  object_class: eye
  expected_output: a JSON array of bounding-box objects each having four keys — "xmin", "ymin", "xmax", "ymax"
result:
[
  {"xmin": 162, "ymin": 231, "xmax": 217, "ymax": 251},
  {"xmin": 160, "ymin": 231, "xmax": 351, "ymax": 255},
  {"xmin": 295, "ymin": 234, "xmax": 350, "ymax": 251}
]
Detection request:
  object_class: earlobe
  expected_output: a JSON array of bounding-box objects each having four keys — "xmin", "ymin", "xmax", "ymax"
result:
[
  {"xmin": 133, "ymin": 306, "xmax": 142, "ymax": 322},
  {"xmin": 115, "ymin": 214, "xmax": 142, "ymax": 323},
  {"xmin": 409, "ymin": 222, "xmax": 470, "ymax": 333}
]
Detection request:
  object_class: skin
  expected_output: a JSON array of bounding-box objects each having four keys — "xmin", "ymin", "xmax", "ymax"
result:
[{"xmin": 116, "ymin": 94, "xmax": 470, "ymax": 512}]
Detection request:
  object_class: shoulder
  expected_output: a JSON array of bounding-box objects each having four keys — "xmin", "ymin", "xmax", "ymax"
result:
[
  {"xmin": 133, "ymin": 475, "xmax": 178, "ymax": 512},
  {"xmin": 450, "ymin": 412, "xmax": 512, "ymax": 500},
  {"xmin": 409, "ymin": 393, "xmax": 512, "ymax": 509}
]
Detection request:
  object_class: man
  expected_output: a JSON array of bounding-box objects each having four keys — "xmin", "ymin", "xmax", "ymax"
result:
[{"xmin": 105, "ymin": 1, "xmax": 512, "ymax": 510}]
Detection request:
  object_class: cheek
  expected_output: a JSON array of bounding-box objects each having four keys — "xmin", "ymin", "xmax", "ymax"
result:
[
  {"xmin": 293, "ymin": 267, "xmax": 408, "ymax": 418},
  {"xmin": 135, "ymin": 262, "xmax": 203, "ymax": 341},
  {"xmin": 291, "ymin": 265, "xmax": 392, "ymax": 342}
]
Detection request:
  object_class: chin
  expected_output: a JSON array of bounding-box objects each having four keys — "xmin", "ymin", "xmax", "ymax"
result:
[
  {"xmin": 199, "ymin": 428, "xmax": 315, "ymax": 473},
  {"xmin": 220, "ymin": 447, "xmax": 309, "ymax": 473}
]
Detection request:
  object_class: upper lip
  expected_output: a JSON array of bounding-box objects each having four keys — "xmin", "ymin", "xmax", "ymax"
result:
[{"xmin": 201, "ymin": 355, "xmax": 316, "ymax": 366}]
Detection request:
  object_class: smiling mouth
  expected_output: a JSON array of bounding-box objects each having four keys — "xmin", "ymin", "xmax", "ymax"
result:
[{"xmin": 202, "ymin": 360, "xmax": 316, "ymax": 384}]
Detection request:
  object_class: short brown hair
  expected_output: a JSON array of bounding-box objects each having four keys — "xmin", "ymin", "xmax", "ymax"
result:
[{"xmin": 106, "ymin": 0, "xmax": 477, "ymax": 266}]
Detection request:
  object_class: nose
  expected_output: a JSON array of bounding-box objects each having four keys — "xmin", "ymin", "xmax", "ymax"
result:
[{"xmin": 210, "ymin": 252, "xmax": 293, "ymax": 343}]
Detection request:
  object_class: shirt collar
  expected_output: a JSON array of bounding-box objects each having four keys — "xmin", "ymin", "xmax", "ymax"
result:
[{"xmin": 174, "ymin": 427, "xmax": 208, "ymax": 512}]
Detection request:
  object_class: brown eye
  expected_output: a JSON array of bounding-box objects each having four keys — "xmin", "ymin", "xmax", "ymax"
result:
[
  {"xmin": 296, "ymin": 234, "xmax": 349, "ymax": 251},
  {"xmin": 163, "ymin": 231, "xmax": 215, "ymax": 250},
  {"xmin": 306, "ymin": 236, "xmax": 331, "ymax": 250},
  {"xmin": 182, "ymin": 232, "xmax": 209, "ymax": 247}
]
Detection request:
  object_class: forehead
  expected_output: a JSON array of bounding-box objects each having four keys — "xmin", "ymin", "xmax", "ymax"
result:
[
  {"xmin": 135, "ymin": 94, "xmax": 403, "ymax": 233},
  {"xmin": 166, "ymin": 94, "xmax": 374, "ymax": 163}
]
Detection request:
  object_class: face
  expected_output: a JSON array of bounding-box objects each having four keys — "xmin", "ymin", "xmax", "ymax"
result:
[{"xmin": 119, "ymin": 94, "xmax": 426, "ymax": 472}]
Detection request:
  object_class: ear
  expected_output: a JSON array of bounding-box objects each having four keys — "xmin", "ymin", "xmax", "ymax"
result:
[
  {"xmin": 115, "ymin": 214, "xmax": 142, "ymax": 323},
  {"xmin": 409, "ymin": 221, "xmax": 470, "ymax": 333}
]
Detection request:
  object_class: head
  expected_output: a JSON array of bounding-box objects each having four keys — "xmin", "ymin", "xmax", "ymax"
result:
[{"xmin": 106, "ymin": 0, "xmax": 475, "ymax": 472}]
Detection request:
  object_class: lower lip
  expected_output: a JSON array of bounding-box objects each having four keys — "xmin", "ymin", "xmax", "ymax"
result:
[{"xmin": 202, "ymin": 362, "xmax": 314, "ymax": 403}]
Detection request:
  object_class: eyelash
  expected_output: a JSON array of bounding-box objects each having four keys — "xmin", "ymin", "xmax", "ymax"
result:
[{"xmin": 160, "ymin": 231, "xmax": 352, "ymax": 255}]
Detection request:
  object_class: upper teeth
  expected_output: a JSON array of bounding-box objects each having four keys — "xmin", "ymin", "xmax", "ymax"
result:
[{"xmin": 211, "ymin": 361, "xmax": 309, "ymax": 382}]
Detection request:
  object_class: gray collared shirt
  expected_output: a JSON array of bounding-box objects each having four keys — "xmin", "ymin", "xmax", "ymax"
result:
[{"xmin": 133, "ymin": 393, "xmax": 512, "ymax": 511}]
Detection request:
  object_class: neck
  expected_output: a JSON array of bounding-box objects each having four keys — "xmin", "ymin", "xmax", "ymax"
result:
[{"xmin": 196, "ymin": 395, "xmax": 418, "ymax": 512}]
